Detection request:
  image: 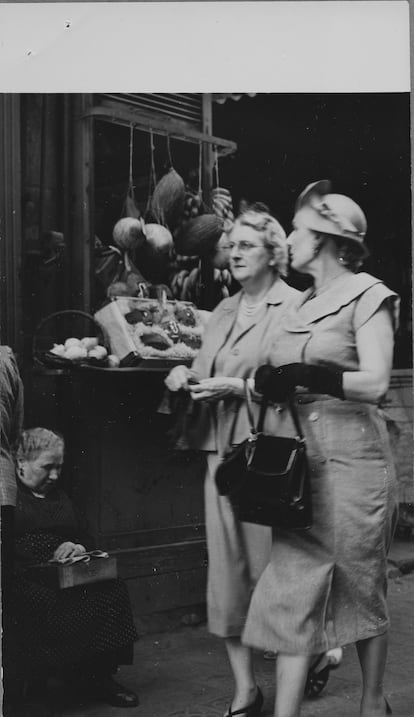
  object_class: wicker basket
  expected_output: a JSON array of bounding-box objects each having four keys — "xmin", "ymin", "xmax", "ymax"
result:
[{"xmin": 33, "ymin": 310, "xmax": 108, "ymax": 369}]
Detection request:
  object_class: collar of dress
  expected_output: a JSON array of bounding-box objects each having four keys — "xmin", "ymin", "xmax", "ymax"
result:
[
  {"xmin": 220, "ymin": 277, "xmax": 293, "ymax": 314},
  {"xmin": 289, "ymin": 272, "xmax": 383, "ymax": 326}
]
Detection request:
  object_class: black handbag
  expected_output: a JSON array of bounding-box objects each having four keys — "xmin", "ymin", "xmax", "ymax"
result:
[{"xmin": 215, "ymin": 383, "xmax": 312, "ymax": 530}]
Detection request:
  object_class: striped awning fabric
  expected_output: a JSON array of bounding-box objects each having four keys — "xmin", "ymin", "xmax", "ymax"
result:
[
  {"xmin": 212, "ymin": 93, "xmax": 257, "ymax": 104},
  {"xmin": 98, "ymin": 94, "xmax": 203, "ymax": 125}
]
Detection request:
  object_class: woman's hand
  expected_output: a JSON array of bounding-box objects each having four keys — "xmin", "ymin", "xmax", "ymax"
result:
[
  {"xmin": 53, "ymin": 542, "xmax": 86, "ymax": 561},
  {"xmin": 165, "ymin": 365, "xmax": 198, "ymax": 392},
  {"xmin": 190, "ymin": 377, "xmax": 244, "ymax": 403}
]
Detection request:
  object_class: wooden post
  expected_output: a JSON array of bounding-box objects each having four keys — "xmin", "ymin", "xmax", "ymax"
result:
[
  {"xmin": 68, "ymin": 94, "xmax": 94, "ymax": 312},
  {"xmin": 0, "ymin": 94, "xmax": 23, "ymax": 353},
  {"xmin": 200, "ymin": 93, "xmax": 215, "ymax": 310},
  {"xmin": 62, "ymin": 95, "xmax": 72, "ymax": 310}
]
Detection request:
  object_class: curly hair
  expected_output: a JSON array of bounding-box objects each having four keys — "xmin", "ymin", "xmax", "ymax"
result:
[
  {"xmin": 17, "ymin": 427, "xmax": 64, "ymax": 461},
  {"xmin": 316, "ymin": 233, "xmax": 368, "ymax": 272},
  {"xmin": 229, "ymin": 208, "xmax": 288, "ymax": 276},
  {"xmin": 335, "ymin": 237, "xmax": 368, "ymax": 272}
]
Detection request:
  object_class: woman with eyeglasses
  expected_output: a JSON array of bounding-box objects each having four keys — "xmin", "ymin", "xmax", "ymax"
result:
[
  {"xmin": 242, "ymin": 181, "xmax": 399, "ymax": 717},
  {"xmin": 165, "ymin": 206, "xmax": 300, "ymax": 717}
]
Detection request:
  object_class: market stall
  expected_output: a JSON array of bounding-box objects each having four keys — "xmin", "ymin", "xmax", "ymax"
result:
[
  {"xmin": 28, "ymin": 93, "xmax": 241, "ymax": 622},
  {"xmin": 2, "ymin": 92, "xmax": 412, "ymax": 623}
]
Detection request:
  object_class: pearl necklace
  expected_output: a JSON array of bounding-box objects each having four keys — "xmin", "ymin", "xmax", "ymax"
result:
[{"xmin": 239, "ymin": 294, "xmax": 267, "ymax": 316}]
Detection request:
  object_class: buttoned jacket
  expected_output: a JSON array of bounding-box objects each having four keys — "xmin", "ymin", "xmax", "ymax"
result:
[{"xmin": 186, "ymin": 278, "xmax": 300, "ymax": 455}]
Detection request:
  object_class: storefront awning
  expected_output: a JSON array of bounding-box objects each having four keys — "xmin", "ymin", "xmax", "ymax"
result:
[
  {"xmin": 84, "ymin": 95, "xmax": 238, "ymax": 156},
  {"xmin": 212, "ymin": 93, "xmax": 257, "ymax": 105}
]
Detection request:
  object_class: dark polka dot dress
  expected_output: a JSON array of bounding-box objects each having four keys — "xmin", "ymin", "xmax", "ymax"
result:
[{"xmin": 6, "ymin": 485, "xmax": 138, "ymax": 675}]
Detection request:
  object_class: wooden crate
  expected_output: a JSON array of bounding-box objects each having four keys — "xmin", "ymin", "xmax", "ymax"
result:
[{"xmin": 27, "ymin": 556, "xmax": 118, "ymax": 589}]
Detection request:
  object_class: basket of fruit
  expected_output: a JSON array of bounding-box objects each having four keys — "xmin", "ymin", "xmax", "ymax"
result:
[
  {"xmin": 32, "ymin": 310, "xmax": 113, "ymax": 369},
  {"xmin": 94, "ymin": 297, "xmax": 205, "ymax": 367}
]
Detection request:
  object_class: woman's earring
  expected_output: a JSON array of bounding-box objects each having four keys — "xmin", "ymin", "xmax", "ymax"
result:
[{"xmin": 338, "ymin": 255, "xmax": 345, "ymax": 263}]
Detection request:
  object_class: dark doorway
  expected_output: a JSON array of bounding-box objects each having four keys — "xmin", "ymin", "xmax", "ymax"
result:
[{"xmin": 213, "ymin": 93, "xmax": 411, "ymax": 368}]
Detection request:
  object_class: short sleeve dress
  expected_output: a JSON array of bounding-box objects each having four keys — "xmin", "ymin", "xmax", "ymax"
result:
[{"xmin": 242, "ymin": 272, "xmax": 400, "ymax": 655}]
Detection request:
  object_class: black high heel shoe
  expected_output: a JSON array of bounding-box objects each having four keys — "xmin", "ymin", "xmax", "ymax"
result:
[
  {"xmin": 304, "ymin": 652, "xmax": 341, "ymax": 698},
  {"xmin": 385, "ymin": 698, "xmax": 392, "ymax": 715},
  {"xmin": 225, "ymin": 686, "xmax": 264, "ymax": 717}
]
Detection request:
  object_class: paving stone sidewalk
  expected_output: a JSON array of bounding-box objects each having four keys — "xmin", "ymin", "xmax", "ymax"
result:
[{"xmin": 22, "ymin": 539, "xmax": 414, "ymax": 717}]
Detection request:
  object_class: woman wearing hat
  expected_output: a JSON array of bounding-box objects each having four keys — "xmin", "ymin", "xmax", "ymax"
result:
[
  {"xmin": 243, "ymin": 181, "xmax": 399, "ymax": 717},
  {"xmin": 166, "ymin": 206, "xmax": 300, "ymax": 717}
]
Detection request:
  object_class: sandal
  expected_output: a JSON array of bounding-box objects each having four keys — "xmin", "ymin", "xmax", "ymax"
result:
[
  {"xmin": 304, "ymin": 652, "xmax": 341, "ymax": 698},
  {"xmin": 224, "ymin": 686, "xmax": 264, "ymax": 716}
]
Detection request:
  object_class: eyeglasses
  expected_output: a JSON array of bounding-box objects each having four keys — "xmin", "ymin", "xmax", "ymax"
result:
[{"xmin": 228, "ymin": 241, "xmax": 264, "ymax": 253}]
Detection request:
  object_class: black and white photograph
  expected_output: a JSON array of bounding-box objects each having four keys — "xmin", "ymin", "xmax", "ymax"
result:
[{"xmin": 0, "ymin": 3, "xmax": 413, "ymax": 717}]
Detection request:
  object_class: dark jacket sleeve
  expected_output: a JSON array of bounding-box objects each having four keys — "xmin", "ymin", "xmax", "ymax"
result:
[{"xmin": 0, "ymin": 347, "xmax": 24, "ymax": 506}]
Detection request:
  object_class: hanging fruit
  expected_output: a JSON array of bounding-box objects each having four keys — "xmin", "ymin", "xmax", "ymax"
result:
[
  {"xmin": 150, "ymin": 168, "xmax": 186, "ymax": 229},
  {"xmin": 143, "ymin": 224, "xmax": 174, "ymax": 255},
  {"xmin": 135, "ymin": 224, "xmax": 174, "ymax": 285},
  {"xmin": 211, "ymin": 231, "xmax": 232, "ymax": 270},
  {"xmin": 174, "ymin": 215, "xmax": 224, "ymax": 257},
  {"xmin": 213, "ymin": 268, "xmax": 232, "ymax": 300},
  {"xmin": 182, "ymin": 191, "xmax": 203, "ymax": 221},
  {"xmin": 112, "ymin": 217, "xmax": 146, "ymax": 252},
  {"xmin": 123, "ymin": 190, "xmax": 141, "ymax": 220},
  {"xmin": 170, "ymin": 269, "xmax": 189, "ymax": 299},
  {"xmin": 211, "ymin": 187, "xmax": 235, "ymax": 225}
]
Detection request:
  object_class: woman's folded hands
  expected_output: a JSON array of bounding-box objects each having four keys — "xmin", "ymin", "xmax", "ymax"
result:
[
  {"xmin": 165, "ymin": 366, "xmax": 245, "ymax": 402},
  {"xmin": 53, "ymin": 541, "xmax": 87, "ymax": 562},
  {"xmin": 254, "ymin": 363, "xmax": 344, "ymax": 402},
  {"xmin": 188, "ymin": 377, "xmax": 245, "ymax": 402},
  {"xmin": 165, "ymin": 365, "xmax": 199, "ymax": 392}
]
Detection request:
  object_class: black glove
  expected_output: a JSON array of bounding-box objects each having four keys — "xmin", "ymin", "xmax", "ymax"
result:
[{"xmin": 254, "ymin": 363, "xmax": 344, "ymax": 403}]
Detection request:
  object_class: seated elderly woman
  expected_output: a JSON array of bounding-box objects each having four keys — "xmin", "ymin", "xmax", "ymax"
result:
[{"xmin": 4, "ymin": 428, "xmax": 139, "ymax": 713}]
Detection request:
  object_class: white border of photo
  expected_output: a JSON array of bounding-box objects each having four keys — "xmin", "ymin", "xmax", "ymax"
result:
[{"xmin": 0, "ymin": 1, "xmax": 410, "ymax": 93}]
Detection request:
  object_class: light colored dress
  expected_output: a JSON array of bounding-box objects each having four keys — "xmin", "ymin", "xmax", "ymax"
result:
[
  {"xmin": 187, "ymin": 278, "xmax": 299, "ymax": 637},
  {"xmin": 242, "ymin": 272, "xmax": 400, "ymax": 654}
]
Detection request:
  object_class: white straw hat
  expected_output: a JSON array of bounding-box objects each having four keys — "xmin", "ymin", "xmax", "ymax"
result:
[{"xmin": 295, "ymin": 180, "xmax": 368, "ymax": 256}]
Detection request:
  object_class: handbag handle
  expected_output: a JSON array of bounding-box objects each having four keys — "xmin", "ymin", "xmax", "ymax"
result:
[
  {"xmin": 286, "ymin": 397, "xmax": 305, "ymax": 441},
  {"xmin": 229, "ymin": 380, "xmax": 306, "ymax": 447},
  {"xmin": 243, "ymin": 380, "xmax": 257, "ymax": 433},
  {"xmin": 250, "ymin": 381, "xmax": 305, "ymax": 442}
]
